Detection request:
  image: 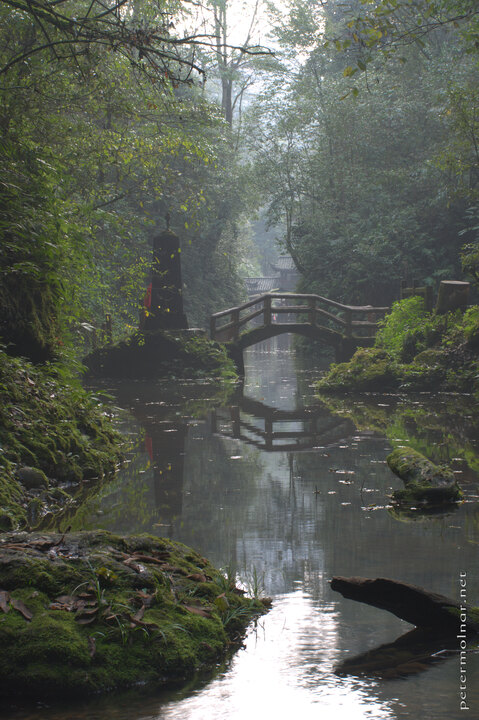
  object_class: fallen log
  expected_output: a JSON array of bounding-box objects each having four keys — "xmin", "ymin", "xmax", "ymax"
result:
[
  {"xmin": 330, "ymin": 576, "xmax": 479, "ymax": 635},
  {"xmin": 387, "ymin": 446, "xmax": 462, "ymax": 506}
]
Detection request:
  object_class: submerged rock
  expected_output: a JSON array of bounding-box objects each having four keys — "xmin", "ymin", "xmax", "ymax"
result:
[
  {"xmin": 387, "ymin": 447, "xmax": 462, "ymax": 507},
  {"xmin": 0, "ymin": 531, "xmax": 269, "ymax": 703}
]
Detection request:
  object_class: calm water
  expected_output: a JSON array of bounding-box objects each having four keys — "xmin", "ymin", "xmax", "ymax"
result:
[{"xmin": 7, "ymin": 341, "xmax": 479, "ymax": 720}]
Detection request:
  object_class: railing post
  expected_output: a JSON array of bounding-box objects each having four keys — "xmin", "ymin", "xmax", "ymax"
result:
[
  {"xmin": 263, "ymin": 295, "xmax": 272, "ymax": 326},
  {"xmin": 308, "ymin": 297, "xmax": 316, "ymax": 326},
  {"xmin": 232, "ymin": 308, "xmax": 240, "ymax": 340},
  {"xmin": 231, "ymin": 406, "xmax": 240, "ymax": 439},
  {"xmin": 345, "ymin": 309, "xmax": 352, "ymax": 338},
  {"xmin": 265, "ymin": 417, "xmax": 273, "ymax": 451},
  {"xmin": 210, "ymin": 315, "xmax": 216, "ymax": 340}
]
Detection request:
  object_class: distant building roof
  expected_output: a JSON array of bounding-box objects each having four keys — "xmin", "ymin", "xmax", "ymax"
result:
[
  {"xmin": 270, "ymin": 255, "xmax": 296, "ymax": 271},
  {"xmin": 245, "ymin": 277, "xmax": 278, "ymax": 295}
]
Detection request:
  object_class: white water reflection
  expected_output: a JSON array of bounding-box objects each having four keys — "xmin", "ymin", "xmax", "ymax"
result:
[{"xmin": 152, "ymin": 591, "xmax": 394, "ymax": 720}]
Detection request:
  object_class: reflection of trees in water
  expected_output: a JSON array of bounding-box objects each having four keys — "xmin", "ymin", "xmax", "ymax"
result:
[
  {"xmin": 70, "ymin": 436, "xmax": 156, "ymax": 533},
  {"xmin": 320, "ymin": 393, "xmax": 479, "ymax": 476},
  {"xmin": 170, "ymin": 423, "xmax": 264, "ymax": 573},
  {"xmin": 319, "ymin": 393, "xmax": 479, "ymax": 541}
]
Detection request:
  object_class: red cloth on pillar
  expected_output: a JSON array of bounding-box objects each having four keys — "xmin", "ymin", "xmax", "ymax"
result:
[{"xmin": 144, "ymin": 283, "xmax": 152, "ymax": 309}]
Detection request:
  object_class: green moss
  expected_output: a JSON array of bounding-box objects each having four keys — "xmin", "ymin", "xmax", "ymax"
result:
[
  {"xmin": 387, "ymin": 446, "xmax": 462, "ymax": 507},
  {"xmin": 0, "ymin": 349, "xmax": 125, "ymax": 529},
  {"xmin": 0, "ymin": 531, "xmax": 269, "ymax": 702},
  {"xmin": 387, "ymin": 447, "xmax": 454, "ymax": 484},
  {"xmin": 317, "ymin": 348, "xmax": 400, "ymax": 392},
  {"xmin": 0, "ymin": 465, "xmax": 26, "ymax": 530},
  {"xmin": 318, "ymin": 301, "xmax": 479, "ymax": 394}
]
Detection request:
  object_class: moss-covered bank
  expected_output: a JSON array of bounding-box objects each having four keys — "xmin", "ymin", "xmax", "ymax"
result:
[
  {"xmin": 0, "ymin": 531, "xmax": 269, "ymax": 702},
  {"xmin": 317, "ymin": 298, "xmax": 479, "ymax": 393},
  {"xmin": 0, "ymin": 350, "xmax": 124, "ymax": 531},
  {"xmin": 84, "ymin": 329, "xmax": 238, "ymax": 381}
]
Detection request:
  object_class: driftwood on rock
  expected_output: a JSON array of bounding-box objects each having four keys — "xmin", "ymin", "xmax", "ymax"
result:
[
  {"xmin": 330, "ymin": 576, "xmax": 479, "ymax": 635},
  {"xmin": 387, "ymin": 446, "xmax": 462, "ymax": 506}
]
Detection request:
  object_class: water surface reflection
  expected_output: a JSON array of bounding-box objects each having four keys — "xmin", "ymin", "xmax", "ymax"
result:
[{"xmin": 8, "ymin": 340, "xmax": 479, "ymax": 720}]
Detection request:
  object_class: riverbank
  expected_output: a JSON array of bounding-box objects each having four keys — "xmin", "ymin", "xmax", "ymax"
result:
[
  {"xmin": 0, "ymin": 343, "xmax": 267, "ymax": 706},
  {"xmin": 0, "ymin": 349, "xmax": 125, "ymax": 531},
  {"xmin": 0, "ymin": 530, "xmax": 270, "ymax": 703},
  {"xmin": 0, "ymin": 329, "xmax": 238, "ymax": 531},
  {"xmin": 317, "ymin": 298, "xmax": 479, "ymax": 394}
]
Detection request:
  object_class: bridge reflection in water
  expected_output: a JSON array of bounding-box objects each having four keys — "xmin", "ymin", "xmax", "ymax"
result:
[{"xmin": 210, "ymin": 396, "xmax": 355, "ymax": 453}]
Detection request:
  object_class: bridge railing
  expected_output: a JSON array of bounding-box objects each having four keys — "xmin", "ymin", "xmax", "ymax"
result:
[{"xmin": 210, "ymin": 293, "xmax": 389, "ymax": 343}]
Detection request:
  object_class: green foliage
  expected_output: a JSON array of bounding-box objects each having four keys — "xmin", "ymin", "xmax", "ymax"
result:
[
  {"xmin": 375, "ymin": 296, "xmax": 438, "ymax": 361},
  {"xmin": 0, "ymin": 0, "xmax": 256, "ymax": 362},
  {"xmin": 247, "ymin": 0, "xmax": 479, "ymax": 315},
  {"xmin": 318, "ymin": 296, "xmax": 479, "ymax": 393},
  {"xmin": 461, "ymin": 306, "xmax": 479, "ymax": 345},
  {"xmin": 249, "ymin": 26, "xmax": 468, "ymax": 306},
  {"xmin": 0, "ymin": 137, "xmax": 69, "ymax": 361},
  {"xmin": 325, "ymin": 0, "xmax": 479, "ymax": 78}
]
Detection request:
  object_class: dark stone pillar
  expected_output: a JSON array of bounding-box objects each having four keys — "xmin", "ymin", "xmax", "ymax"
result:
[
  {"xmin": 144, "ymin": 230, "xmax": 188, "ymax": 332},
  {"xmin": 435, "ymin": 280, "xmax": 470, "ymax": 315}
]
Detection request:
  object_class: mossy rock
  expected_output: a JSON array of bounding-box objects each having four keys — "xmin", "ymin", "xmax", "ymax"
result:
[
  {"xmin": 317, "ymin": 348, "xmax": 400, "ymax": 392},
  {"xmin": 322, "ymin": 300, "xmax": 479, "ymax": 394},
  {"xmin": 17, "ymin": 467, "xmax": 49, "ymax": 490},
  {"xmin": 0, "ymin": 531, "xmax": 269, "ymax": 703},
  {"xmin": 413, "ymin": 348, "xmax": 447, "ymax": 368},
  {"xmin": 387, "ymin": 447, "xmax": 462, "ymax": 507}
]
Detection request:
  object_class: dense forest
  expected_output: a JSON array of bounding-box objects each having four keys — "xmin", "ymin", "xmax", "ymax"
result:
[{"xmin": 1, "ymin": 0, "xmax": 478, "ymax": 361}]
